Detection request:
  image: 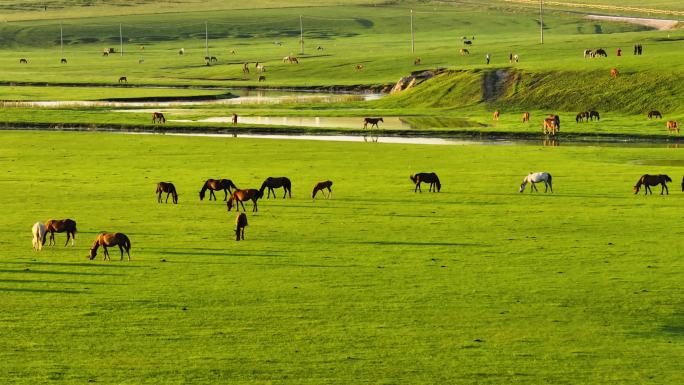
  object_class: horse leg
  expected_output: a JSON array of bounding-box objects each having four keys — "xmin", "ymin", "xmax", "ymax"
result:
[
  {"xmin": 252, "ymin": 199, "xmax": 258, "ymax": 212},
  {"xmin": 165, "ymin": 192, "xmax": 170, "ymax": 203},
  {"xmin": 119, "ymin": 245, "xmax": 125, "ymax": 261},
  {"xmin": 209, "ymin": 190, "xmax": 216, "ymax": 201},
  {"xmin": 223, "ymin": 189, "xmax": 228, "ymax": 201},
  {"xmin": 531, "ymin": 182, "xmax": 537, "ymax": 193},
  {"xmin": 158, "ymin": 192, "xmax": 162, "ymax": 203},
  {"xmin": 103, "ymin": 246, "xmax": 109, "ymax": 261},
  {"xmin": 64, "ymin": 233, "xmax": 71, "ymax": 247},
  {"xmin": 327, "ymin": 188, "xmax": 332, "ymax": 199},
  {"xmin": 239, "ymin": 200, "xmax": 246, "ymax": 212}
]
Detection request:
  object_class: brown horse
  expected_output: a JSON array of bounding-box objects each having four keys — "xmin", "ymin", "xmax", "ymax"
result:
[
  {"xmin": 493, "ymin": 110, "xmax": 500, "ymax": 121},
  {"xmin": 312, "ymin": 180, "xmax": 333, "ymax": 199},
  {"xmin": 235, "ymin": 213, "xmax": 248, "ymax": 241},
  {"xmin": 459, "ymin": 48, "xmax": 470, "ymax": 55},
  {"xmin": 45, "ymin": 219, "xmax": 77, "ymax": 246},
  {"xmin": 633, "ymin": 174, "xmax": 672, "ymax": 195},
  {"xmin": 666, "ymin": 120, "xmax": 679, "ymax": 134},
  {"xmin": 156, "ymin": 182, "xmax": 178, "ymax": 204},
  {"xmin": 232, "ymin": 113, "xmax": 238, "ymax": 125},
  {"xmin": 610, "ymin": 68, "xmax": 619, "ymax": 78},
  {"xmin": 242, "ymin": 62, "xmax": 250, "ymax": 74},
  {"xmin": 363, "ymin": 117, "xmax": 383, "ymax": 129},
  {"xmin": 576, "ymin": 111, "xmax": 589, "ymax": 123},
  {"xmin": 227, "ymin": 189, "xmax": 261, "ymax": 212},
  {"xmin": 88, "ymin": 232, "xmax": 131, "ymax": 261},
  {"xmin": 260, "ymin": 177, "xmax": 292, "ymax": 199},
  {"xmin": 19, "ymin": 58, "xmax": 27, "ymax": 64},
  {"xmin": 410, "ymin": 173, "xmax": 441, "ymax": 192},
  {"xmin": 152, "ymin": 112, "xmax": 165, "ymax": 124},
  {"xmin": 589, "ymin": 110, "xmax": 600, "ymax": 121},
  {"xmin": 648, "ymin": 110, "xmax": 662, "ymax": 119},
  {"xmin": 522, "ymin": 111, "xmax": 530, "ymax": 123},
  {"xmin": 354, "ymin": 64, "xmax": 363, "ymax": 71},
  {"xmin": 118, "ymin": 76, "xmax": 127, "ymax": 83},
  {"xmin": 200, "ymin": 179, "xmax": 238, "ymax": 201},
  {"xmin": 543, "ymin": 115, "xmax": 560, "ymax": 135},
  {"xmin": 414, "ymin": 57, "xmax": 421, "ymax": 65}
]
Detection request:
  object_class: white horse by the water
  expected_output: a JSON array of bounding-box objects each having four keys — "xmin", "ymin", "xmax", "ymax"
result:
[
  {"xmin": 519, "ymin": 172, "xmax": 553, "ymax": 193},
  {"xmin": 32, "ymin": 222, "xmax": 46, "ymax": 251}
]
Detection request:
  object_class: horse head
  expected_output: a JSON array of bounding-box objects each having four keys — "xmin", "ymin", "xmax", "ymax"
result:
[
  {"xmin": 226, "ymin": 198, "xmax": 234, "ymax": 211},
  {"xmin": 410, "ymin": 175, "xmax": 417, "ymax": 184},
  {"xmin": 172, "ymin": 192, "xmax": 178, "ymax": 204},
  {"xmin": 633, "ymin": 185, "xmax": 640, "ymax": 194},
  {"xmin": 87, "ymin": 248, "xmax": 97, "ymax": 260}
]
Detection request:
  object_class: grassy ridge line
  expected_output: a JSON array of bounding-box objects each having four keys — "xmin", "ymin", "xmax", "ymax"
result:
[{"xmin": 502, "ymin": 0, "xmax": 684, "ymax": 16}]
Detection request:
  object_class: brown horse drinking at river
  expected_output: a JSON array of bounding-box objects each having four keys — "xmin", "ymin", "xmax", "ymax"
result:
[
  {"xmin": 200, "ymin": 179, "xmax": 238, "ymax": 201},
  {"xmin": 410, "ymin": 173, "xmax": 441, "ymax": 192},
  {"xmin": 156, "ymin": 182, "xmax": 178, "ymax": 204},
  {"xmin": 633, "ymin": 174, "xmax": 672, "ymax": 195},
  {"xmin": 227, "ymin": 189, "xmax": 261, "ymax": 212},
  {"xmin": 260, "ymin": 177, "xmax": 292, "ymax": 199},
  {"xmin": 88, "ymin": 232, "xmax": 131, "ymax": 261},
  {"xmin": 45, "ymin": 219, "xmax": 77, "ymax": 246}
]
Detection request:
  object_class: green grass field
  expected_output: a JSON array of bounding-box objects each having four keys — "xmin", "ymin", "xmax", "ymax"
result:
[{"xmin": 0, "ymin": 131, "xmax": 682, "ymax": 384}]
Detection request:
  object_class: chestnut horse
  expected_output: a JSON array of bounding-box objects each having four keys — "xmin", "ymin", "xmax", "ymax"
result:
[
  {"xmin": 666, "ymin": 120, "xmax": 679, "ymax": 134},
  {"xmin": 312, "ymin": 180, "xmax": 333, "ymax": 199},
  {"xmin": 543, "ymin": 115, "xmax": 560, "ymax": 135},
  {"xmin": 235, "ymin": 213, "xmax": 248, "ymax": 241},
  {"xmin": 156, "ymin": 182, "xmax": 178, "ymax": 204},
  {"xmin": 522, "ymin": 111, "xmax": 530, "ymax": 123},
  {"xmin": 493, "ymin": 110, "xmax": 500, "ymax": 121},
  {"xmin": 227, "ymin": 189, "xmax": 261, "ymax": 212},
  {"xmin": 410, "ymin": 172, "xmax": 441, "ymax": 192},
  {"xmin": 363, "ymin": 118, "xmax": 383, "ymax": 129},
  {"xmin": 152, "ymin": 112, "xmax": 165, "ymax": 124},
  {"xmin": 633, "ymin": 174, "xmax": 671, "ymax": 195},
  {"xmin": 260, "ymin": 177, "xmax": 292, "ymax": 199},
  {"xmin": 45, "ymin": 219, "xmax": 77, "ymax": 246},
  {"xmin": 610, "ymin": 68, "xmax": 619, "ymax": 78},
  {"xmin": 88, "ymin": 232, "xmax": 131, "ymax": 261},
  {"xmin": 199, "ymin": 179, "xmax": 238, "ymax": 201},
  {"xmin": 576, "ymin": 111, "xmax": 589, "ymax": 123}
]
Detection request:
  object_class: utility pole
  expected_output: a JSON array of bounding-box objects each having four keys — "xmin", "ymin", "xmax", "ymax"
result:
[
  {"xmin": 60, "ymin": 23, "xmax": 63, "ymax": 58},
  {"xmin": 205, "ymin": 21, "xmax": 208, "ymax": 57},
  {"xmin": 299, "ymin": 15, "xmax": 304, "ymax": 55},
  {"xmin": 410, "ymin": 9, "xmax": 414, "ymax": 53},
  {"xmin": 540, "ymin": 0, "xmax": 544, "ymax": 44},
  {"xmin": 119, "ymin": 23, "xmax": 123, "ymax": 56}
]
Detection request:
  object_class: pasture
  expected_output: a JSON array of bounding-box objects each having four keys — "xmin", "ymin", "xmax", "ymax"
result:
[{"xmin": 0, "ymin": 131, "xmax": 682, "ymax": 384}]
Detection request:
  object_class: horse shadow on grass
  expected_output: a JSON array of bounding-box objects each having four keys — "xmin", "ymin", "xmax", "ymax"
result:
[
  {"xmin": 0, "ymin": 268, "xmax": 123, "ymax": 277},
  {"xmin": 0, "ymin": 287, "xmax": 87, "ymax": 294}
]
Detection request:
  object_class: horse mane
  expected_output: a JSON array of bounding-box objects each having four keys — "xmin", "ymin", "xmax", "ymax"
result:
[
  {"xmin": 664, "ymin": 175, "xmax": 672, "ymax": 182},
  {"xmin": 410, "ymin": 174, "xmax": 417, "ymax": 183}
]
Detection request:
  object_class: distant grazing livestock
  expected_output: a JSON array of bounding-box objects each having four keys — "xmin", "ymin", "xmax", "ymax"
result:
[
  {"xmin": 522, "ymin": 111, "xmax": 530, "ymax": 123},
  {"xmin": 210, "ymin": 56, "xmax": 218, "ymax": 62},
  {"xmin": 543, "ymin": 115, "xmax": 560, "ymax": 135},
  {"xmin": 258, "ymin": 75, "xmax": 266, "ymax": 82},
  {"xmin": 19, "ymin": 58, "xmax": 27, "ymax": 64},
  {"xmin": 317, "ymin": 46, "xmax": 324, "ymax": 51},
  {"xmin": 118, "ymin": 76, "xmax": 127, "ymax": 84},
  {"xmin": 459, "ymin": 48, "xmax": 470, "ymax": 55},
  {"xmin": 200, "ymin": 179, "xmax": 238, "ymax": 201},
  {"xmin": 589, "ymin": 110, "xmax": 600, "ymax": 121},
  {"xmin": 227, "ymin": 189, "xmax": 261, "ymax": 212},
  {"xmin": 410, "ymin": 172, "xmax": 441, "ymax": 193},
  {"xmin": 312, "ymin": 180, "xmax": 333, "ymax": 200},
  {"xmin": 242, "ymin": 63, "xmax": 250, "ymax": 74},
  {"xmin": 45, "ymin": 219, "xmax": 77, "ymax": 246},
  {"xmin": 260, "ymin": 177, "xmax": 292, "ymax": 199},
  {"xmin": 667, "ymin": 120, "xmax": 679, "ymax": 134},
  {"xmin": 230, "ymin": 49, "xmax": 236, "ymax": 55},
  {"xmin": 32, "ymin": 222, "xmax": 46, "ymax": 251},
  {"xmin": 88, "ymin": 232, "xmax": 131, "ymax": 261},
  {"xmin": 414, "ymin": 57, "xmax": 421, "ymax": 65},
  {"xmin": 463, "ymin": 40, "xmax": 472, "ymax": 45},
  {"xmin": 354, "ymin": 64, "xmax": 364, "ymax": 71},
  {"xmin": 232, "ymin": 113, "xmax": 238, "ymax": 125},
  {"xmin": 363, "ymin": 117, "xmax": 383, "ymax": 129},
  {"xmin": 583, "ymin": 49, "xmax": 593, "ymax": 58},
  {"xmin": 519, "ymin": 172, "xmax": 553, "ymax": 193},
  {"xmin": 493, "ymin": 110, "xmax": 500, "ymax": 121},
  {"xmin": 234, "ymin": 213, "xmax": 248, "ymax": 241},
  {"xmin": 648, "ymin": 110, "xmax": 662, "ymax": 119},
  {"xmin": 138, "ymin": 59, "xmax": 144, "ymax": 64},
  {"xmin": 633, "ymin": 174, "xmax": 671, "ymax": 195},
  {"xmin": 513, "ymin": 54, "xmax": 519, "ymax": 63},
  {"xmin": 274, "ymin": 41, "xmax": 282, "ymax": 46},
  {"xmin": 610, "ymin": 68, "xmax": 619, "ymax": 78},
  {"xmin": 283, "ymin": 56, "xmax": 299, "ymax": 64},
  {"xmin": 576, "ymin": 111, "xmax": 589, "ymax": 123},
  {"xmin": 256, "ymin": 63, "xmax": 265, "ymax": 72},
  {"xmin": 594, "ymin": 48, "xmax": 607, "ymax": 57},
  {"xmin": 152, "ymin": 112, "xmax": 165, "ymax": 124},
  {"xmin": 60, "ymin": 58, "xmax": 67, "ymax": 64},
  {"xmin": 156, "ymin": 182, "xmax": 178, "ymax": 204},
  {"xmin": 179, "ymin": 48, "xmax": 185, "ymax": 55}
]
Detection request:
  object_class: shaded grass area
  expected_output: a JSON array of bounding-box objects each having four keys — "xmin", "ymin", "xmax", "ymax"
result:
[{"xmin": 0, "ymin": 131, "xmax": 682, "ymax": 384}]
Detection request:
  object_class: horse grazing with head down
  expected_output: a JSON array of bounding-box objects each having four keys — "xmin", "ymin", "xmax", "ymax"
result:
[
  {"xmin": 235, "ymin": 213, "xmax": 248, "ymax": 241},
  {"xmin": 576, "ymin": 111, "xmax": 589, "ymax": 123},
  {"xmin": 32, "ymin": 222, "xmax": 46, "ymax": 251},
  {"xmin": 666, "ymin": 120, "xmax": 679, "ymax": 134},
  {"xmin": 633, "ymin": 174, "xmax": 671, "ymax": 195},
  {"xmin": 363, "ymin": 118, "xmax": 383, "ymax": 129},
  {"xmin": 88, "ymin": 232, "xmax": 131, "ymax": 261},
  {"xmin": 610, "ymin": 68, "xmax": 619, "ymax": 78},
  {"xmin": 519, "ymin": 172, "xmax": 553, "ymax": 193},
  {"xmin": 45, "ymin": 219, "xmax": 77, "ymax": 246},
  {"xmin": 199, "ymin": 179, "xmax": 238, "ymax": 201},
  {"xmin": 493, "ymin": 110, "xmax": 500, "ymax": 121},
  {"xmin": 410, "ymin": 173, "xmax": 441, "ymax": 193},
  {"xmin": 156, "ymin": 182, "xmax": 178, "ymax": 204},
  {"xmin": 522, "ymin": 112, "xmax": 530, "ymax": 123},
  {"xmin": 589, "ymin": 110, "xmax": 600, "ymax": 121},
  {"xmin": 648, "ymin": 110, "xmax": 662, "ymax": 119},
  {"xmin": 227, "ymin": 189, "xmax": 261, "ymax": 212},
  {"xmin": 543, "ymin": 115, "xmax": 560, "ymax": 135},
  {"xmin": 152, "ymin": 112, "xmax": 165, "ymax": 124},
  {"xmin": 312, "ymin": 180, "xmax": 333, "ymax": 200},
  {"xmin": 260, "ymin": 177, "xmax": 292, "ymax": 199}
]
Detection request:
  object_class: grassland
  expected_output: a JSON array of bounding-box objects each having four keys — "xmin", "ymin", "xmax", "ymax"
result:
[{"xmin": 0, "ymin": 131, "xmax": 682, "ymax": 384}]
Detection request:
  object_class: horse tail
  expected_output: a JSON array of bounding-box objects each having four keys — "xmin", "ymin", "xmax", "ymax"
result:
[
  {"xmin": 123, "ymin": 234, "xmax": 131, "ymax": 254},
  {"xmin": 435, "ymin": 176, "xmax": 441, "ymax": 192},
  {"xmin": 547, "ymin": 173, "xmax": 552, "ymax": 190}
]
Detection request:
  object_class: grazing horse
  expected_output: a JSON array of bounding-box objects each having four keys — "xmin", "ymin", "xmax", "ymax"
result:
[
  {"xmin": 463, "ymin": 40, "xmax": 472, "ymax": 45},
  {"xmin": 232, "ymin": 113, "xmax": 238, "ymax": 125},
  {"xmin": 102, "ymin": 51, "xmax": 109, "ymax": 57},
  {"xmin": 519, "ymin": 172, "xmax": 553, "ymax": 193},
  {"xmin": 522, "ymin": 111, "xmax": 530, "ymax": 123},
  {"xmin": 178, "ymin": 48, "xmax": 185, "ymax": 55},
  {"xmin": 414, "ymin": 57, "xmax": 422, "ymax": 65},
  {"xmin": 45, "ymin": 219, "xmax": 77, "ymax": 246},
  {"xmin": 576, "ymin": 111, "xmax": 589, "ymax": 123},
  {"xmin": 648, "ymin": 110, "xmax": 663, "ymax": 119},
  {"xmin": 583, "ymin": 49, "xmax": 593, "ymax": 58},
  {"xmin": 283, "ymin": 56, "xmax": 298, "ymax": 64},
  {"xmin": 230, "ymin": 49, "xmax": 236, "ymax": 55},
  {"xmin": 594, "ymin": 48, "xmax": 607, "ymax": 57},
  {"xmin": 610, "ymin": 68, "xmax": 619, "ymax": 78},
  {"xmin": 227, "ymin": 189, "xmax": 261, "ymax": 212},
  {"xmin": 32, "ymin": 222, "xmax": 46, "ymax": 251},
  {"xmin": 242, "ymin": 63, "xmax": 250, "ymax": 74},
  {"xmin": 258, "ymin": 75, "xmax": 266, "ymax": 82},
  {"xmin": 493, "ymin": 110, "xmax": 500, "ymax": 121},
  {"xmin": 589, "ymin": 110, "xmax": 600, "ymax": 121},
  {"xmin": 363, "ymin": 117, "xmax": 383, "ymax": 129},
  {"xmin": 260, "ymin": 177, "xmax": 292, "ymax": 199},
  {"xmin": 459, "ymin": 48, "xmax": 470, "ymax": 55},
  {"xmin": 543, "ymin": 115, "xmax": 560, "ymax": 135},
  {"xmin": 88, "ymin": 232, "xmax": 131, "ymax": 261},
  {"xmin": 317, "ymin": 46, "xmax": 324, "ymax": 51},
  {"xmin": 199, "ymin": 179, "xmax": 238, "ymax": 201},
  {"xmin": 312, "ymin": 180, "xmax": 333, "ymax": 200},
  {"xmin": 256, "ymin": 63, "xmax": 265, "ymax": 72},
  {"xmin": 19, "ymin": 58, "xmax": 27, "ymax": 64},
  {"xmin": 410, "ymin": 172, "xmax": 441, "ymax": 193},
  {"xmin": 118, "ymin": 76, "xmax": 127, "ymax": 84},
  {"xmin": 210, "ymin": 56, "xmax": 218, "ymax": 62},
  {"xmin": 152, "ymin": 112, "xmax": 166, "ymax": 124},
  {"xmin": 666, "ymin": 120, "xmax": 679, "ymax": 134},
  {"xmin": 156, "ymin": 182, "xmax": 178, "ymax": 204},
  {"xmin": 235, "ymin": 213, "xmax": 248, "ymax": 241},
  {"xmin": 354, "ymin": 64, "xmax": 364, "ymax": 71},
  {"xmin": 633, "ymin": 174, "xmax": 671, "ymax": 195},
  {"xmin": 60, "ymin": 58, "xmax": 67, "ymax": 64}
]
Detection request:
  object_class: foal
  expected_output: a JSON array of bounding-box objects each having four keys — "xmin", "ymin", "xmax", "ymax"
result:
[{"xmin": 312, "ymin": 180, "xmax": 333, "ymax": 199}]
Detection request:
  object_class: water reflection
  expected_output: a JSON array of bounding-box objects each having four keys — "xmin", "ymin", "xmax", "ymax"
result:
[{"xmin": 543, "ymin": 138, "xmax": 560, "ymax": 147}]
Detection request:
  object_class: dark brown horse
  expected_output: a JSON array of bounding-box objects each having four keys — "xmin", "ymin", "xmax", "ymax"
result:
[
  {"xmin": 363, "ymin": 117, "xmax": 383, "ymax": 129},
  {"xmin": 88, "ymin": 232, "xmax": 131, "ymax": 261},
  {"xmin": 589, "ymin": 110, "xmax": 600, "ymax": 121},
  {"xmin": 312, "ymin": 180, "xmax": 333, "ymax": 199},
  {"xmin": 200, "ymin": 179, "xmax": 238, "ymax": 201},
  {"xmin": 260, "ymin": 177, "xmax": 291, "ymax": 199},
  {"xmin": 410, "ymin": 173, "xmax": 441, "ymax": 192},
  {"xmin": 633, "ymin": 174, "xmax": 671, "ymax": 195},
  {"xmin": 227, "ymin": 189, "xmax": 261, "ymax": 212},
  {"xmin": 235, "ymin": 213, "xmax": 248, "ymax": 241},
  {"xmin": 156, "ymin": 182, "xmax": 178, "ymax": 204},
  {"xmin": 576, "ymin": 111, "xmax": 589, "ymax": 123},
  {"xmin": 118, "ymin": 76, "xmax": 127, "ymax": 83},
  {"xmin": 45, "ymin": 219, "xmax": 77, "ymax": 246},
  {"xmin": 152, "ymin": 112, "xmax": 165, "ymax": 124},
  {"xmin": 648, "ymin": 110, "xmax": 662, "ymax": 119}
]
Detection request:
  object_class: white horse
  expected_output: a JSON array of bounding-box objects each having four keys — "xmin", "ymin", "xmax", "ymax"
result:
[
  {"xmin": 519, "ymin": 172, "xmax": 553, "ymax": 193},
  {"xmin": 32, "ymin": 222, "xmax": 46, "ymax": 251}
]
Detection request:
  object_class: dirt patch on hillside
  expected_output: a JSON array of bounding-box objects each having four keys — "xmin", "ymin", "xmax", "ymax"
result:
[{"xmin": 586, "ymin": 15, "xmax": 680, "ymax": 30}]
